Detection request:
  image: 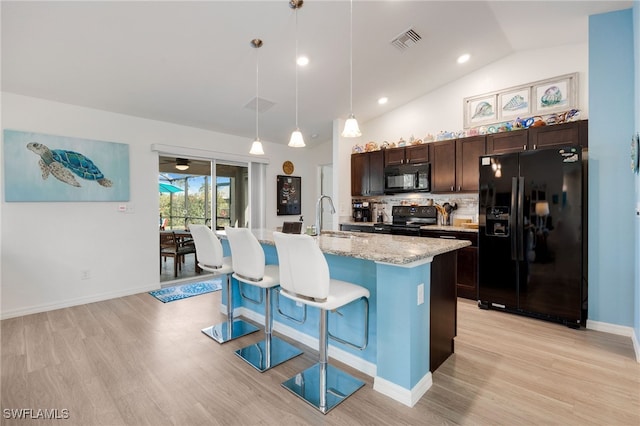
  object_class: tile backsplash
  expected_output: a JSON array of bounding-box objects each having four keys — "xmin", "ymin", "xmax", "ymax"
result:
[{"xmin": 348, "ymin": 193, "xmax": 479, "ymax": 224}]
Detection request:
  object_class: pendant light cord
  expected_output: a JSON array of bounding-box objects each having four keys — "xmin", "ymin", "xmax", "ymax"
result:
[
  {"xmin": 349, "ymin": 0, "xmax": 353, "ymax": 114},
  {"xmin": 295, "ymin": 8, "xmax": 299, "ymax": 129},
  {"xmin": 255, "ymin": 45, "xmax": 260, "ymax": 139}
]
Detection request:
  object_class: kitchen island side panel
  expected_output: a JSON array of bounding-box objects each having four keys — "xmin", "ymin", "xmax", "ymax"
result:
[{"xmin": 375, "ymin": 261, "xmax": 431, "ymax": 390}]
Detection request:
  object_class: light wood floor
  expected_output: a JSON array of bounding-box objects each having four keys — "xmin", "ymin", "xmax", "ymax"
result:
[{"xmin": 2, "ymin": 292, "xmax": 638, "ymax": 425}]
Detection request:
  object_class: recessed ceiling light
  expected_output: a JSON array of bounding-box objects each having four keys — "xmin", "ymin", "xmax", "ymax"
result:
[
  {"xmin": 378, "ymin": 97, "xmax": 388, "ymax": 105},
  {"xmin": 297, "ymin": 56, "xmax": 309, "ymax": 66},
  {"xmin": 457, "ymin": 53, "xmax": 470, "ymax": 64}
]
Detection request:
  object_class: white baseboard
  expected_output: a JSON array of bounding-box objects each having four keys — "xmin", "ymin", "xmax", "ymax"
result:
[
  {"xmin": 587, "ymin": 320, "xmax": 640, "ymax": 363},
  {"xmin": 0, "ymin": 283, "xmax": 159, "ymax": 320},
  {"xmin": 373, "ymin": 372, "xmax": 433, "ymax": 407},
  {"xmin": 235, "ymin": 307, "xmax": 377, "ymax": 377}
]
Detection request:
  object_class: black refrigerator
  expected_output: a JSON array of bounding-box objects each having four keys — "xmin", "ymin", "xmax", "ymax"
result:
[{"xmin": 478, "ymin": 146, "xmax": 587, "ymax": 328}]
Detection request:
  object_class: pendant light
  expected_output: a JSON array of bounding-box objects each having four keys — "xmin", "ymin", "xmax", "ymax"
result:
[
  {"xmin": 288, "ymin": 0, "xmax": 305, "ymax": 148},
  {"xmin": 249, "ymin": 38, "xmax": 265, "ymax": 155},
  {"xmin": 341, "ymin": 0, "xmax": 361, "ymax": 138}
]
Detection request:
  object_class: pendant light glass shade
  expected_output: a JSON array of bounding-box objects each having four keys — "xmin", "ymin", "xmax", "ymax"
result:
[
  {"xmin": 288, "ymin": 129, "xmax": 305, "ymax": 148},
  {"xmin": 342, "ymin": 0, "xmax": 361, "ymax": 138},
  {"xmin": 342, "ymin": 114, "xmax": 362, "ymax": 138},
  {"xmin": 249, "ymin": 139, "xmax": 265, "ymax": 155}
]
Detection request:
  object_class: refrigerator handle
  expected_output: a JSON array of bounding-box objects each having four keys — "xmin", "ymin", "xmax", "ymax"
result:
[
  {"xmin": 517, "ymin": 177, "xmax": 525, "ymax": 261},
  {"xmin": 510, "ymin": 177, "xmax": 518, "ymax": 261}
]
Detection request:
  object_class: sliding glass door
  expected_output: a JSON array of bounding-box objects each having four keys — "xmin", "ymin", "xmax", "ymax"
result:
[
  {"xmin": 159, "ymin": 157, "xmax": 249, "ymax": 231},
  {"xmin": 215, "ymin": 163, "xmax": 248, "ymax": 229}
]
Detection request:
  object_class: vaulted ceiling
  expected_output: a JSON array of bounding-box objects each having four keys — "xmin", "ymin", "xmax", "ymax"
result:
[{"xmin": 2, "ymin": 1, "xmax": 631, "ymax": 148}]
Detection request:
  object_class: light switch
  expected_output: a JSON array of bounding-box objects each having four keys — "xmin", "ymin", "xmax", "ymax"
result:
[{"xmin": 417, "ymin": 283, "xmax": 424, "ymax": 305}]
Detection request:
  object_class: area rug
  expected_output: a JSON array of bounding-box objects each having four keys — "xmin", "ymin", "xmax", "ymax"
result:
[{"xmin": 149, "ymin": 279, "xmax": 222, "ymax": 303}]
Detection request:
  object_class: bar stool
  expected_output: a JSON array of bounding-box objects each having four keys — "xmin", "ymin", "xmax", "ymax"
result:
[
  {"xmin": 273, "ymin": 231, "xmax": 370, "ymax": 414},
  {"xmin": 225, "ymin": 227, "xmax": 303, "ymax": 372},
  {"xmin": 189, "ymin": 225, "xmax": 259, "ymax": 343}
]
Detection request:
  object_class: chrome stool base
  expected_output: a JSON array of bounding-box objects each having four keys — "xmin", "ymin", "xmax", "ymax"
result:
[
  {"xmin": 235, "ymin": 337, "xmax": 303, "ymax": 372},
  {"xmin": 281, "ymin": 363, "xmax": 365, "ymax": 414},
  {"xmin": 201, "ymin": 320, "xmax": 259, "ymax": 344}
]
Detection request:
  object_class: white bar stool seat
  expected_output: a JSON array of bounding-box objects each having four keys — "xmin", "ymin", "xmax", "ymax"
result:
[
  {"xmin": 225, "ymin": 227, "xmax": 303, "ymax": 372},
  {"xmin": 273, "ymin": 231, "xmax": 370, "ymax": 414},
  {"xmin": 189, "ymin": 225, "xmax": 259, "ymax": 343}
]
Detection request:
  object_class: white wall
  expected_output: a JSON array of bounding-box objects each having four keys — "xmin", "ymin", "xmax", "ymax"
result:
[
  {"xmin": 336, "ymin": 43, "xmax": 589, "ymax": 217},
  {"xmin": 0, "ymin": 92, "xmax": 326, "ymax": 318}
]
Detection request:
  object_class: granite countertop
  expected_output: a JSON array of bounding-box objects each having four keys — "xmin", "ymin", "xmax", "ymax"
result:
[
  {"xmin": 219, "ymin": 228, "xmax": 471, "ymax": 266},
  {"xmin": 340, "ymin": 221, "xmax": 478, "ymax": 233}
]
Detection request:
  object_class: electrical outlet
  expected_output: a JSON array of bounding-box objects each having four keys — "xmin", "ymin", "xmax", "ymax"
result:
[
  {"xmin": 80, "ymin": 269, "xmax": 91, "ymax": 280},
  {"xmin": 417, "ymin": 283, "xmax": 424, "ymax": 305}
]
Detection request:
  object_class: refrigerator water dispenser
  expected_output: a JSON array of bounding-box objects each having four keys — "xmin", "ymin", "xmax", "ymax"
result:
[{"xmin": 485, "ymin": 206, "xmax": 510, "ymax": 237}]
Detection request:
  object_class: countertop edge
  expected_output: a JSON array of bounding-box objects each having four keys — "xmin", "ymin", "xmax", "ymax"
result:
[{"xmin": 218, "ymin": 229, "xmax": 471, "ymax": 266}]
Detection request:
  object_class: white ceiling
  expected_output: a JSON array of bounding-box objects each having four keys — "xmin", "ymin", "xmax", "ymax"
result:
[{"xmin": 1, "ymin": 1, "xmax": 631, "ymax": 148}]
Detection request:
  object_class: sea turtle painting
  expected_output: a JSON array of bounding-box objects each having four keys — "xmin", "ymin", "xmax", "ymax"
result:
[{"xmin": 27, "ymin": 142, "xmax": 113, "ymax": 188}]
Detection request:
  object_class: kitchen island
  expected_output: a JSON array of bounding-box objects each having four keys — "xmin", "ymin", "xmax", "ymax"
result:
[{"xmin": 218, "ymin": 229, "xmax": 470, "ymax": 407}]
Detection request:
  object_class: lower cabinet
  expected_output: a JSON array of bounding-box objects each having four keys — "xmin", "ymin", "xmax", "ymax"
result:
[{"xmin": 420, "ymin": 229, "xmax": 478, "ymax": 300}]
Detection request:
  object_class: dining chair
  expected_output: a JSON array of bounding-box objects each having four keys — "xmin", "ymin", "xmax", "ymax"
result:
[{"xmin": 160, "ymin": 231, "xmax": 198, "ymax": 278}]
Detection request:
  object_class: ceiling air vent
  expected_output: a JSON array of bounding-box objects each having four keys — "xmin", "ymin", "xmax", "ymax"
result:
[
  {"xmin": 390, "ymin": 27, "xmax": 422, "ymax": 51},
  {"xmin": 244, "ymin": 96, "xmax": 275, "ymax": 113}
]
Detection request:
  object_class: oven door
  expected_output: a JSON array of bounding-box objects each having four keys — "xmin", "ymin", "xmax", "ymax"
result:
[{"xmin": 389, "ymin": 225, "xmax": 422, "ymax": 236}]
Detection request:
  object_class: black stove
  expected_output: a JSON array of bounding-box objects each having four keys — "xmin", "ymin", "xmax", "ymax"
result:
[{"xmin": 373, "ymin": 205, "xmax": 437, "ymax": 236}]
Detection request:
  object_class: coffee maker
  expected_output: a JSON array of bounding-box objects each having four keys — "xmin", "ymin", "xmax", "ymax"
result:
[{"xmin": 352, "ymin": 201, "xmax": 371, "ymax": 222}]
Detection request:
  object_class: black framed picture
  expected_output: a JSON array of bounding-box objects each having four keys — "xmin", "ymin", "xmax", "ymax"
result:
[{"xmin": 277, "ymin": 175, "xmax": 301, "ymax": 215}]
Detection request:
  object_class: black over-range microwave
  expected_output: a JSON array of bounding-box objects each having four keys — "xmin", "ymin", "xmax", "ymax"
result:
[{"xmin": 383, "ymin": 162, "xmax": 431, "ymax": 194}]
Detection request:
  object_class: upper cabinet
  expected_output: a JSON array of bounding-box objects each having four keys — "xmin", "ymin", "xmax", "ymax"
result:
[
  {"xmin": 487, "ymin": 121, "xmax": 588, "ymax": 155},
  {"xmin": 528, "ymin": 120, "xmax": 588, "ymax": 150},
  {"xmin": 384, "ymin": 144, "xmax": 429, "ymax": 167},
  {"xmin": 431, "ymin": 136, "xmax": 486, "ymax": 193},
  {"xmin": 456, "ymin": 136, "xmax": 487, "ymax": 192},
  {"xmin": 351, "ymin": 150, "xmax": 384, "ymax": 197}
]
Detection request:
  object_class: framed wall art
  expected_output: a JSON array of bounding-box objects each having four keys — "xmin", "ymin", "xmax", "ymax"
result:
[
  {"xmin": 498, "ymin": 87, "xmax": 530, "ymax": 119},
  {"xmin": 463, "ymin": 72, "xmax": 578, "ymax": 129},
  {"xmin": 532, "ymin": 73, "xmax": 577, "ymax": 114},
  {"xmin": 464, "ymin": 93, "xmax": 498, "ymax": 128},
  {"xmin": 277, "ymin": 175, "xmax": 301, "ymax": 215},
  {"xmin": 3, "ymin": 129, "xmax": 130, "ymax": 202}
]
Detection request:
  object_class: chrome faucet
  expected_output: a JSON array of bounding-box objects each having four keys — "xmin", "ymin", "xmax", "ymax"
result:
[{"xmin": 315, "ymin": 195, "xmax": 336, "ymax": 236}]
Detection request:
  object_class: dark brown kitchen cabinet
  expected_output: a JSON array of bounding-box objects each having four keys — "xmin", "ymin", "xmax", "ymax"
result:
[
  {"xmin": 486, "ymin": 130, "xmax": 529, "ymax": 155},
  {"xmin": 384, "ymin": 144, "xmax": 429, "ymax": 167},
  {"xmin": 455, "ymin": 136, "xmax": 486, "ymax": 192},
  {"xmin": 430, "ymin": 140, "xmax": 456, "ymax": 192},
  {"xmin": 420, "ymin": 229, "xmax": 478, "ymax": 300},
  {"xmin": 487, "ymin": 121, "xmax": 588, "ymax": 154},
  {"xmin": 528, "ymin": 120, "xmax": 588, "ymax": 149},
  {"xmin": 431, "ymin": 136, "xmax": 485, "ymax": 193},
  {"xmin": 351, "ymin": 150, "xmax": 384, "ymax": 196}
]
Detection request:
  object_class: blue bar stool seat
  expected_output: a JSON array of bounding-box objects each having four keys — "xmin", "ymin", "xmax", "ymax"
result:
[
  {"xmin": 189, "ymin": 225, "xmax": 259, "ymax": 343},
  {"xmin": 225, "ymin": 227, "xmax": 303, "ymax": 372},
  {"xmin": 273, "ymin": 231, "xmax": 370, "ymax": 414}
]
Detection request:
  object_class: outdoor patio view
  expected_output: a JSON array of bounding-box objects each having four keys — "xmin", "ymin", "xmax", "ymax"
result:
[{"xmin": 159, "ymin": 160, "xmax": 249, "ymax": 231}]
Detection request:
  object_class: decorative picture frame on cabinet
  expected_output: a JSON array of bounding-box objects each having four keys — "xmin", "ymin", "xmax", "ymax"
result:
[
  {"xmin": 464, "ymin": 93, "xmax": 498, "ymax": 128},
  {"xmin": 277, "ymin": 175, "xmax": 301, "ymax": 215},
  {"xmin": 463, "ymin": 72, "xmax": 578, "ymax": 129},
  {"xmin": 498, "ymin": 87, "xmax": 531, "ymax": 120},
  {"xmin": 532, "ymin": 73, "xmax": 577, "ymax": 115}
]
